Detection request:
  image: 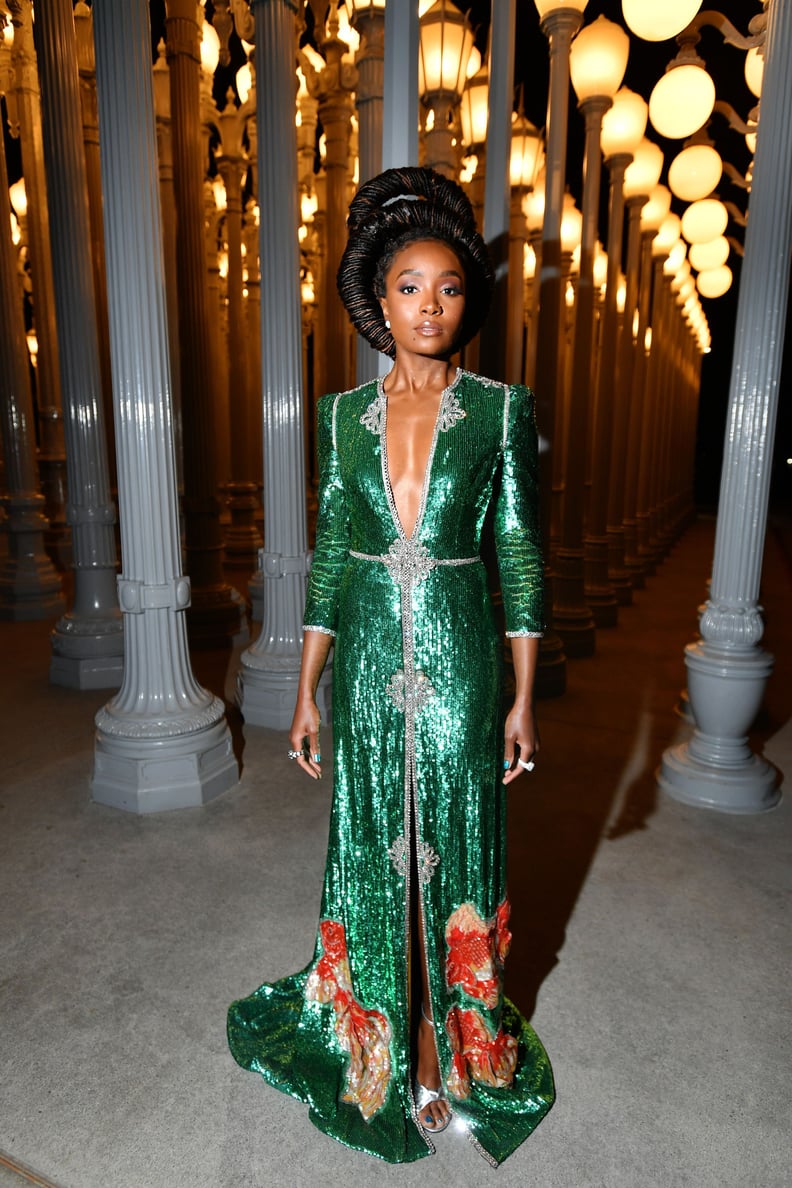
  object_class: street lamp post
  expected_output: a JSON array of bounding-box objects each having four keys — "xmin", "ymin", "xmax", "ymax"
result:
[
  {"xmin": 554, "ymin": 12, "xmax": 628, "ymax": 658},
  {"xmin": 532, "ymin": 0, "xmax": 588, "ymax": 696},
  {"xmin": 419, "ymin": 0, "xmax": 474, "ymax": 179},
  {"xmin": 584, "ymin": 86, "xmax": 646, "ymax": 624}
]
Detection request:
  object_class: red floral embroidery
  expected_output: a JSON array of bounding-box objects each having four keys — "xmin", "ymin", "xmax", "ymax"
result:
[
  {"xmin": 306, "ymin": 919, "xmax": 392, "ymax": 1121},
  {"xmin": 445, "ymin": 1006, "xmax": 518, "ymax": 1100},
  {"xmin": 445, "ymin": 898, "xmax": 512, "ymax": 1009}
]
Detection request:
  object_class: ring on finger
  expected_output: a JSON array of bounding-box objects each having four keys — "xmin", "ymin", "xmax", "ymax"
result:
[
  {"xmin": 287, "ymin": 749, "xmax": 302, "ymax": 760},
  {"xmin": 517, "ymin": 758, "xmax": 535, "ymax": 772}
]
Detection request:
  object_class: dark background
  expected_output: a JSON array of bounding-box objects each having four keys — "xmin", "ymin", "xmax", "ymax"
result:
[{"xmin": 4, "ymin": 1, "xmax": 789, "ymax": 512}]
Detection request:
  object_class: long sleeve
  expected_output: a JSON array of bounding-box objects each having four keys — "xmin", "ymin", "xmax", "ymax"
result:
[
  {"xmin": 303, "ymin": 393, "xmax": 350, "ymax": 637},
  {"xmin": 494, "ymin": 385, "xmax": 545, "ymax": 636}
]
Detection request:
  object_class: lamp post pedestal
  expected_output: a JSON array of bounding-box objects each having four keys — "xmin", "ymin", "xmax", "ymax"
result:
[{"xmin": 659, "ymin": 0, "xmax": 792, "ymax": 814}]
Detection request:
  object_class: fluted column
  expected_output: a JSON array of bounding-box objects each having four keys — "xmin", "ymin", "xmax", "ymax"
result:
[
  {"xmin": 239, "ymin": 0, "xmax": 329, "ymax": 728},
  {"xmin": 553, "ymin": 94, "xmax": 609, "ymax": 659},
  {"xmin": 533, "ymin": 7, "xmax": 582, "ymax": 697},
  {"xmin": 73, "ymin": 1, "xmax": 114, "ymax": 488},
  {"xmin": 0, "ymin": 122, "xmax": 63, "ymax": 620},
  {"xmin": 352, "ymin": 5, "xmax": 384, "ymax": 386},
  {"xmin": 659, "ymin": 0, "xmax": 792, "ymax": 814},
  {"xmin": 623, "ymin": 228, "xmax": 654, "ymax": 587},
  {"xmin": 584, "ymin": 152, "xmax": 629, "ymax": 628},
  {"xmin": 218, "ymin": 94, "xmax": 262, "ymax": 582},
  {"xmin": 33, "ymin": 0, "xmax": 124, "ymax": 689},
  {"xmin": 152, "ymin": 40, "xmax": 183, "ymax": 491},
  {"xmin": 6, "ymin": 0, "xmax": 68, "ymax": 557},
  {"xmin": 165, "ymin": 0, "xmax": 246, "ymax": 647},
  {"xmin": 606, "ymin": 191, "xmax": 645, "ymax": 602},
  {"xmin": 307, "ymin": 13, "xmax": 356, "ymax": 397},
  {"xmin": 90, "ymin": 0, "xmax": 238, "ymax": 812}
]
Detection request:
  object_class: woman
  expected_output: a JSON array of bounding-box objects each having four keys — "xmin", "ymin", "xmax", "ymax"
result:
[{"xmin": 227, "ymin": 167, "xmax": 554, "ymax": 1166}]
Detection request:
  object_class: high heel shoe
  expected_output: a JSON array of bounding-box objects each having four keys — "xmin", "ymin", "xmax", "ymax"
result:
[
  {"xmin": 414, "ymin": 1079, "xmax": 451, "ymax": 1133},
  {"xmin": 415, "ymin": 1007, "xmax": 451, "ymax": 1133}
]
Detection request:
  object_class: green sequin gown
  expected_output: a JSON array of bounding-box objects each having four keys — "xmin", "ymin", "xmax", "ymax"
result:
[{"xmin": 227, "ymin": 370, "xmax": 555, "ymax": 1166}]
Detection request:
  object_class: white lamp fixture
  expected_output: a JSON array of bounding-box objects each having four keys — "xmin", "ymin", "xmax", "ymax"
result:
[
  {"xmin": 419, "ymin": 0, "xmax": 475, "ymax": 99},
  {"xmin": 236, "ymin": 62, "xmax": 252, "ymax": 105},
  {"xmin": 621, "ymin": 0, "xmax": 702, "ymax": 42},
  {"xmin": 600, "ymin": 87, "xmax": 648, "ymax": 158},
  {"xmin": 569, "ymin": 15, "xmax": 629, "ymax": 102},
  {"xmin": 523, "ymin": 167, "xmax": 546, "ymax": 232},
  {"xmin": 640, "ymin": 184, "xmax": 673, "ymax": 233},
  {"xmin": 668, "ymin": 142, "xmax": 722, "ymax": 201},
  {"xmin": 510, "ymin": 113, "xmax": 544, "ymax": 189},
  {"xmin": 460, "ymin": 62, "xmax": 489, "ymax": 149},
  {"xmin": 8, "ymin": 177, "xmax": 27, "ymax": 219},
  {"xmin": 697, "ymin": 264, "xmax": 732, "ymax": 298},
  {"xmin": 201, "ymin": 20, "xmax": 220, "ymax": 77},
  {"xmin": 744, "ymin": 46, "xmax": 764, "ymax": 98},
  {"xmin": 681, "ymin": 196, "xmax": 728, "ymax": 243},
  {"xmin": 653, "ymin": 212, "xmax": 682, "ymax": 256},
  {"xmin": 623, "ymin": 137, "xmax": 664, "ymax": 198},
  {"xmin": 649, "ymin": 62, "xmax": 715, "ymax": 139},
  {"xmin": 561, "ymin": 192, "xmax": 583, "ymax": 255},
  {"xmin": 690, "ymin": 235, "xmax": 729, "ymax": 271}
]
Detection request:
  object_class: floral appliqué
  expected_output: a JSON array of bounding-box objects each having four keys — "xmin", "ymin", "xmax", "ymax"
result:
[
  {"xmin": 445, "ymin": 899, "xmax": 512, "ymax": 1009},
  {"xmin": 360, "ymin": 393, "xmax": 386, "ymax": 435},
  {"xmin": 385, "ymin": 668, "xmax": 436, "ymax": 713},
  {"xmin": 387, "ymin": 835, "xmax": 440, "ymax": 884},
  {"xmin": 384, "ymin": 537, "xmax": 435, "ymax": 584},
  {"xmin": 437, "ymin": 388, "xmax": 466, "ymax": 432},
  {"xmin": 306, "ymin": 919, "xmax": 392, "ymax": 1121},
  {"xmin": 445, "ymin": 1006, "xmax": 518, "ymax": 1100}
]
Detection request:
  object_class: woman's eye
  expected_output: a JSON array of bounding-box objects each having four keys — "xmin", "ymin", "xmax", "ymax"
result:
[
  {"xmin": 442, "ymin": 286, "xmax": 462, "ymax": 296},
  {"xmin": 398, "ymin": 284, "xmax": 417, "ymax": 294}
]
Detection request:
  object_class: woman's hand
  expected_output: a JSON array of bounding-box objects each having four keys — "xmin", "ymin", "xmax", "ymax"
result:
[
  {"xmin": 289, "ymin": 695, "xmax": 323, "ymax": 780},
  {"xmin": 502, "ymin": 700, "xmax": 540, "ymax": 786}
]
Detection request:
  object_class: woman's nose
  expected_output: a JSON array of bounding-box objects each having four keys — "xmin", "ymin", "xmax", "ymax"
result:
[{"xmin": 421, "ymin": 296, "xmax": 441, "ymax": 314}]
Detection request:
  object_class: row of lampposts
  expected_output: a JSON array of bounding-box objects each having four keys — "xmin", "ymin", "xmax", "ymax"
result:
[{"xmin": 0, "ymin": 0, "xmax": 784, "ymax": 817}]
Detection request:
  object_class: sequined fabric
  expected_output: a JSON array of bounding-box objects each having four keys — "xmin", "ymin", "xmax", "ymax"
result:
[{"xmin": 227, "ymin": 371, "xmax": 554, "ymax": 1166}]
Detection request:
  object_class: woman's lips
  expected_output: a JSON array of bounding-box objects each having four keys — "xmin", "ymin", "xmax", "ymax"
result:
[{"xmin": 415, "ymin": 322, "xmax": 443, "ymax": 335}]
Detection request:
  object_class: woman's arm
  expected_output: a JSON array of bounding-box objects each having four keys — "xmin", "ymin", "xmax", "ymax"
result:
[
  {"xmin": 502, "ymin": 635, "xmax": 540, "ymax": 786},
  {"xmin": 289, "ymin": 629, "xmax": 333, "ymax": 781}
]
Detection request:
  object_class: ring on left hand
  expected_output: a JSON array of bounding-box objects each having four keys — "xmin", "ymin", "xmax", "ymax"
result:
[{"xmin": 517, "ymin": 758, "xmax": 535, "ymax": 772}]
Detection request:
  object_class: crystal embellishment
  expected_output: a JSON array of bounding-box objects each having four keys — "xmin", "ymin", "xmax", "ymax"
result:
[
  {"xmin": 360, "ymin": 393, "xmax": 387, "ymax": 435},
  {"xmin": 385, "ymin": 668, "xmax": 436, "ymax": 713},
  {"xmin": 388, "ymin": 835, "xmax": 440, "ymax": 884},
  {"xmin": 384, "ymin": 537, "xmax": 435, "ymax": 584},
  {"xmin": 437, "ymin": 389, "xmax": 466, "ymax": 432}
]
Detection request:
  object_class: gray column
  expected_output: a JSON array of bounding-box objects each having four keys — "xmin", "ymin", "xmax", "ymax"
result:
[
  {"xmin": 479, "ymin": 0, "xmax": 514, "ymax": 383},
  {"xmin": 659, "ymin": 0, "xmax": 791, "ymax": 814},
  {"xmin": 0, "ymin": 121, "xmax": 63, "ymax": 620},
  {"xmin": 6, "ymin": 0, "xmax": 68, "ymax": 558},
  {"xmin": 34, "ymin": 0, "xmax": 124, "ymax": 690},
  {"xmin": 606, "ymin": 192, "xmax": 645, "ymax": 601},
  {"xmin": 533, "ymin": 7, "xmax": 582, "ymax": 697},
  {"xmin": 623, "ymin": 228, "xmax": 654, "ymax": 587},
  {"xmin": 91, "ymin": 0, "xmax": 238, "ymax": 813},
  {"xmin": 584, "ymin": 152, "xmax": 629, "ymax": 628},
  {"xmin": 552, "ymin": 95, "xmax": 608, "ymax": 658},
  {"xmin": 308, "ymin": 13, "xmax": 355, "ymax": 397},
  {"xmin": 239, "ymin": 0, "xmax": 329, "ymax": 729},
  {"xmin": 165, "ymin": 0, "xmax": 246, "ymax": 648},
  {"xmin": 352, "ymin": 5, "xmax": 384, "ymax": 386}
]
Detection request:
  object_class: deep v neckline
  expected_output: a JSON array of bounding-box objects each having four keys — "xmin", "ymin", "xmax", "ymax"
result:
[{"xmin": 379, "ymin": 369, "xmax": 462, "ymax": 542}]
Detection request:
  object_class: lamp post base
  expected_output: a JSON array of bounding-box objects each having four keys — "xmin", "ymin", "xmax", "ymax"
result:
[
  {"xmin": 658, "ymin": 745, "xmax": 780, "ymax": 815},
  {"xmin": 658, "ymin": 641, "xmax": 780, "ymax": 814},
  {"xmin": 237, "ymin": 651, "xmax": 332, "ymax": 730},
  {"xmin": 92, "ymin": 716, "xmax": 238, "ymax": 813}
]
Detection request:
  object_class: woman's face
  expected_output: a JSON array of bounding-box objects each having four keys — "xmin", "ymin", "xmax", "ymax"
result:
[{"xmin": 379, "ymin": 238, "xmax": 466, "ymax": 360}]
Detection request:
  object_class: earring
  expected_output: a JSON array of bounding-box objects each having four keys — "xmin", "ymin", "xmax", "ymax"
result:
[{"xmin": 385, "ymin": 319, "xmax": 391, "ymax": 329}]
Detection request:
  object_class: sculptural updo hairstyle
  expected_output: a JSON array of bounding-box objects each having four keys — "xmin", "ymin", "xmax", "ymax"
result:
[{"xmin": 336, "ymin": 166, "xmax": 494, "ymax": 358}]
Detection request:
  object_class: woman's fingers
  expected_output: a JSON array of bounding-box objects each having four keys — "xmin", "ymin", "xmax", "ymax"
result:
[
  {"xmin": 289, "ymin": 718, "xmax": 322, "ymax": 780},
  {"xmin": 502, "ymin": 735, "xmax": 539, "ymax": 785}
]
